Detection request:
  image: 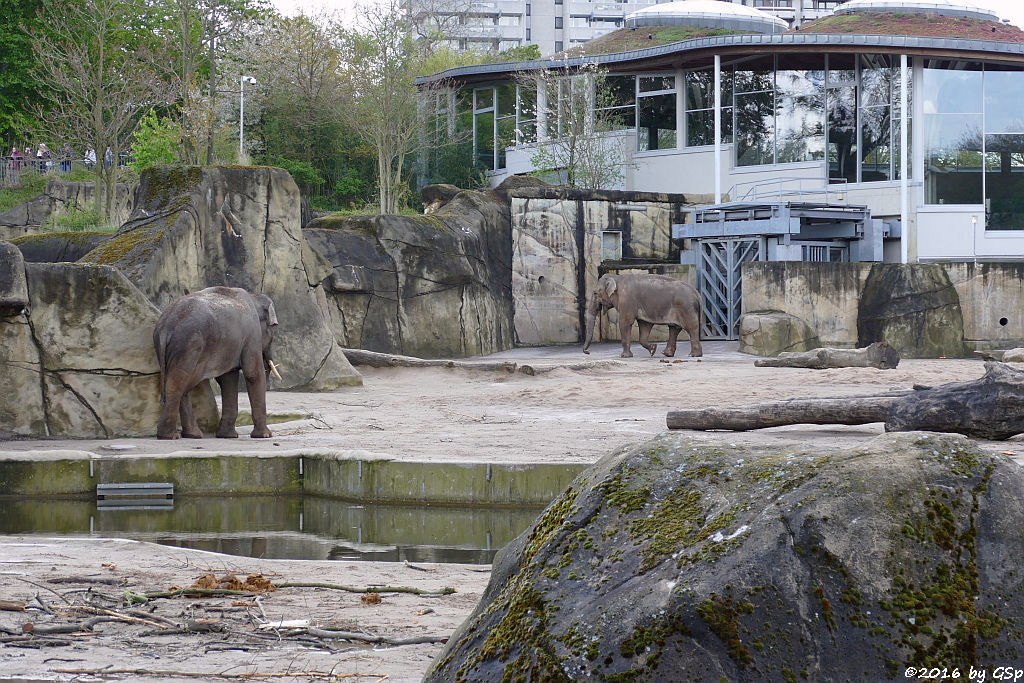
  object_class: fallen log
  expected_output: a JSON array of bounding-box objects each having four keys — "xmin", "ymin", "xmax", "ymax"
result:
[
  {"xmin": 667, "ymin": 362, "xmax": 1024, "ymax": 440},
  {"xmin": 342, "ymin": 348, "xmax": 517, "ymax": 372},
  {"xmin": 753, "ymin": 342, "xmax": 900, "ymax": 370}
]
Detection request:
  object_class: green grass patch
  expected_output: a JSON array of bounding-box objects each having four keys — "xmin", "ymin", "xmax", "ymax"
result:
[{"xmin": 0, "ymin": 173, "xmax": 49, "ymax": 214}]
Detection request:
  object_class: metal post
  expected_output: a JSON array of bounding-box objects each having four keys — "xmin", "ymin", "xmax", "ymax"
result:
[
  {"xmin": 240, "ymin": 76, "xmax": 256, "ymax": 161},
  {"xmin": 900, "ymin": 54, "xmax": 909, "ymax": 264},
  {"xmin": 714, "ymin": 54, "xmax": 722, "ymax": 204},
  {"xmin": 239, "ymin": 75, "xmax": 245, "ymax": 160}
]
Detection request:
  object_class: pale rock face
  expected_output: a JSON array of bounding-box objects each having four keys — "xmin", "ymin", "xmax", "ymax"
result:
[
  {"xmin": 79, "ymin": 166, "xmax": 361, "ymax": 390},
  {"xmin": 306, "ymin": 189, "xmax": 515, "ymax": 358},
  {"xmin": 737, "ymin": 310, "xmax": 821, "ymax": 356},
  {"xmin": 0, "ymin": 263, "xmax": 216, "ymax": 437}
]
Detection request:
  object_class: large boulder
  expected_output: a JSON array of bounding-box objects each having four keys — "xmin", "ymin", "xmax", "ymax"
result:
[
  {"xmin": 428, "ymin": 432, "xmax": 1024, "ymax": 681},
  {"xmin": 305, "ymin": 189, "xmax": 514, "ymax": 358},
  {"xmin": 737, "ymin": 310, "xmax": 820, "ymax": 356},
  {"xmin": 10, "ymin": 231, "xmax": 112, "ymax": 263},
  {"xmin": 79, "ymin": 166, "xmax": 360, "ymax": 390},
  {"xmin": 0, "ymin": 263, "xmax": 216, "ymax": 437},
  {"xmin": 858, "ymin": 264, "xmax": 967, "ymax": 358}
]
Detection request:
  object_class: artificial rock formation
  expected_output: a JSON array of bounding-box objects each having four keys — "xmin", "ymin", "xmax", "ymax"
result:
[
  {"xmin": 753, "ymin": 342, "xmax": 900, "ymax": 369},
  {"xmin": 304, "ymin": 189, "xmax": 514, "ymax": 358},
  {"xmin": 0, "ymin": 261, "xmax": 216, "ymax": 437},
  {"xmin": 79, "ymin": 165, "xmax": 360, "ymax": 390},
  {"xmin": 738, "ymin": 310, "xmax": 820, "ymax": 357},
  {"xmin": 0, "ymin": 181, "xmax": 134, "ymax": 241},
  {"xmin": 427, "ymin": 431, "xmax": 1024, "ymax": 681},
  {"xmin": 11, "ymin": 231, "xmax": 112, "ymax": 263},
  {"xmin": 857, "ymin": 265, "xmax": 966, "ymax": 358}
]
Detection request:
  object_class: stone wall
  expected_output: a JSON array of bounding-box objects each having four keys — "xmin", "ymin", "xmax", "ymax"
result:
[
  {"xmin": 78, "ymin": 166, "xmax": 360, "ymax": 390},
  {"xmin": 304, "ymin": 190, "xmax": 514, "ymax": 358},
  {"xmin": 0, "ymin": 181, "xmax": 134, "ymax": 241},
  {"xmin": 510, "ymin": 188, "xmax": 696, "ymax": 346},
  {"xmin": 741, "ymin": 261, "xmax": 1024, "ymax": 357}
]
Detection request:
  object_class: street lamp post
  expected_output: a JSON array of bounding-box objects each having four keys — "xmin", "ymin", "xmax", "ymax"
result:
[{"xmin": 239, "ymin": 75, "xmax": 257, "ymax": 160}]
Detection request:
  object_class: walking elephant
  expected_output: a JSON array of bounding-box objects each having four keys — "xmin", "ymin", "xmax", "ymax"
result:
[
  {"xmin": 583, "ymin": 273, "xmax": 703, "ymax": 358},
  {"xmin": 153, "ymin": 286, "xmax": 282, "ymax": 440}
]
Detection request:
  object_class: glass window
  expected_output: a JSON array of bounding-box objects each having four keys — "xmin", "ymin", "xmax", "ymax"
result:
[
  {"xmin": 497, "ymin": 84, "xmax": 516, "ymax": 117},
  {"xmin": 985, "ymin": 134, "xmax": 1024, "ymax": 229},
  {"xmin": 922, "ymin": 62, "xmax": 983, "ymax": 114},
  {"xmin": 776, "ymin": 54, "xmax": 824, "ymax": 98},
  {"xmin": 555, "ymin": 16, "xmax": 562, "ymax": 28},
  {"xmin": 860, "ymin": 54, "xmax": 893, "ymax": 106},
  {"xmin": 924, "ymin": 113, "xmax": 983, "ymax": 205},
  {"xmin": 597, "ymin": 75, "xmax": 635, "ymax": 130},
  {"xmin": 734, "ymin": 56, "xmax": 773, "ymax": 94},
  {"xmin": 736, "ymin": 91, "xmax": 774, "ymax": 166},
  {"xmin": 475, "ymin": 110, "xmax": 494, "ymax": 169},
  {"xmin": 777, "ymin": 93, "xmax": 824, "ymax": 163},
  {"xmin": 497, "ymin": 15, "xmax": 520, "ymax": 26},
  {"xmin": 517, "ymin": 84, "xmax": 537, "ymax": 144},
  {"xmin": 860, "ymin": 105, "xmax": 892, "ymax": 182},
  {"xmin": 826, "ymin": 54, "xmax": 856, "ymax": 86},
  {"xmin": 639, "ymin": 75, "xmax": 674, "ymax": 93},
  {"xmin": 827, "ymin": 86, "xmax": 856, "ymax": 183},
  {"xmin": 475, "ymin": 88, "xmax": 493, "ymax": 111},
  {"xmin": 985, "ymin": 70, "xmax": 1024, "ymax": 135},
  {"xmin": 638, "ymin": 93, "xmax": 676, "ymax": 151},
  {"xmin": 685, "ymin": 69, "xmax": 713, "ymax": 111}
]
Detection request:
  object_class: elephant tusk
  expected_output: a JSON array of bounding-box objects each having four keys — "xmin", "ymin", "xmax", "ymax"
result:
[{"xmin": 268, "ymin": 360, "xmax": 283, "ymax": 380}]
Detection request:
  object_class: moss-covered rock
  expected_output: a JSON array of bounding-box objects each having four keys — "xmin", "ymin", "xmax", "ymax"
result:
[
  {"xmin": 78, "ymin": 165, "xmax": 361, "ymax": 390},
  {"xmin": 10, "ymin": 231, "xmax": 111, "ymax": 263},
  {"xmin": 427, "ymin": 432, "xmax": 1024, "ymax": 681}
]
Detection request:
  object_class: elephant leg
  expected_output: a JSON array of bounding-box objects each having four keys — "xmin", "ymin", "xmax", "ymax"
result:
[
  {"xmin": 663, "ymin": 325, "xmax": 681, "ymax": 357},
  {"xmin": 242, "ymin": 354, "xmax": 272, "ymax": 439},
  {"xmin": 215, "ymin": 371, "xmax": 240, "ymax": 438},
  {"xmin": 618, "ymin": 316, "xmax": 635, "ymax": 358},
  {"xmin": 637, "ymin": 321, "xmax": 657, "ymax": 356},
  {"xmin": 156, "ymin": 392, "xmax": 181, "ymax": 440},
  {"xmin": 179, "ymin": 391, "xmax": 203, "ymax": 439},
  {"xmin": 687, "ymin": 322, "xmax": 703, "ymax": 357},
  {"xmin": 157, "ymin": 370, "xmax": 195, "ymax": 439}
]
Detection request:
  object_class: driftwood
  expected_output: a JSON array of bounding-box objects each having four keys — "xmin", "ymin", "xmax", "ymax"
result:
[
  {"xmin": 343, "ymin": 348, "xmax": 623, "ymax": 375},
  {"xmin": 753, "ymin": 342, "xmax": 900, "ymax": 370},
  {"xmin": 667, "ymin": 362, "xmax": 1024, "ymax": 440},
  {"xmin": 342, "ymin": 348, "xmax": 516, "ymax": 373}
]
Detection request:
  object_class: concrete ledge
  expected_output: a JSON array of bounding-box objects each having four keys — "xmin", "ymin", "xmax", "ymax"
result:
[{"xmin": 0, "ymin": 450, "xmax": 586, "ymax": 506}]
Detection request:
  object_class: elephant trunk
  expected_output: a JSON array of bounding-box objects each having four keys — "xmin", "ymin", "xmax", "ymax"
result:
[{"xmin": 583, "ymin": 296, "xmax": 600, "ymax": 354}]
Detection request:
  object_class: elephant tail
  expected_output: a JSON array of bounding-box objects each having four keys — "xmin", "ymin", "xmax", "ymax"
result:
[{"xmin": 153, "ymin": 328, "xmax": 168, "ymax": 406}]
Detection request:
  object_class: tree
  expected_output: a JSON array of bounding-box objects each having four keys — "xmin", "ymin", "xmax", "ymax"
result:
[
  {"xmin": 523, "ymin": 63, "xmax": 632, "ymax": 189},
  {"xmin": 0, "ymin": 0, "xmax": 44, "ymax": 146},
  {"xmin": 31, "ymin": 0, "xmax": 171, "ymax": 220},
  {"xmin": 339, "ymin": 0, "xmax": 451, "ymax": 214}
]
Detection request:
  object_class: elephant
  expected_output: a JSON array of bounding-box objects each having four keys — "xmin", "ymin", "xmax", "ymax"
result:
[
  {"xmin": 583, "ymin": 273, "xmax": 703, "ymax": 358},
  {"xmin": 153, "ymin": 286, "xmax": 282, "ymax": 440}
]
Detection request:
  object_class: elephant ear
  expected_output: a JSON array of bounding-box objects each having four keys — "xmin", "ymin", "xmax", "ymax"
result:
[
  {"xmin": 266, "ymin": 302, "xmax": 279, "ymax": 327},
  {"xmin": 603, "ymin": 276, "xmax": 617, "ymax": 297}
]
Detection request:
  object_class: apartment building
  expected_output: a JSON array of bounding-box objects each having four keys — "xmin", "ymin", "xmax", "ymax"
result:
[{"xmin": 411, "ymin": 0, "xmax": 842, "ymax": 57}]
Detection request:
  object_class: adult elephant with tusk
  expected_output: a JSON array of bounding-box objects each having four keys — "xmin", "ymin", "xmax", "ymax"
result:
[
  {"xmin": 153, "ymin": 286, "xmax": 282, "ymax": 440},
  {"xmin": 583, "ymin": 273, "xmax": 703, "ymax": 358}
]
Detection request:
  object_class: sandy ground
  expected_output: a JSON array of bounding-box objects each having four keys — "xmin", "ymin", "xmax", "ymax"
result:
[{"xmin": 1, "ymin": 342, "xmax": 1020, "ymax": 681}]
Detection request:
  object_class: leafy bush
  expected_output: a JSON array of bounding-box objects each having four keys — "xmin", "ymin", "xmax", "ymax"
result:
[
  {"xmin": 271, "ymin": 157, "xmax": 324, "ymax": 190},
  {"xmin": 0, "ymin": 172, "xmax": 49, "ymax": 213},
  {"xmin": 130, "ymin": 110, "xmax": 182, "ymax": 171}
]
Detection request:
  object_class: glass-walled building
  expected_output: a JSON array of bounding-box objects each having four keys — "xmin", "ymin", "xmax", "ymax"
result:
[{"xmin": 418, "ymin": 0, "xmax": 1024, "ymax": 263}]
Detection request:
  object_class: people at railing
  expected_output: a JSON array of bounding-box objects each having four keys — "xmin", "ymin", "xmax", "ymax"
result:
[{"xmin": 2, "ymin": 140, "xmax": 131, "ymax": 186}]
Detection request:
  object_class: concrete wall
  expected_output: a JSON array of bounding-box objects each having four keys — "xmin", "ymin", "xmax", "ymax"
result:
[
  {"xmin": 743, "ymin": 262, "xmax": 871, "ymax": 348},
  {"xmin": 510, "ymin": 187, "xmax": 696, "ymax": 346},
  {"xmin": 744, "ymin": 261, "xmax": 1024, "ymax": 353}
]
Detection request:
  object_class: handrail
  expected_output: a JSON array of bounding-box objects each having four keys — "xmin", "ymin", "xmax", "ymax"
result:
[{"xmin": 726, "ymin": 175, "xmax": 851, "ymax": 205}]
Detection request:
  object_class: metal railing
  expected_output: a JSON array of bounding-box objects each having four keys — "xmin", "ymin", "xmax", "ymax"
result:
[{"xmin": 727, "ymin": 175, "xmax": 851, "ymax": 205}]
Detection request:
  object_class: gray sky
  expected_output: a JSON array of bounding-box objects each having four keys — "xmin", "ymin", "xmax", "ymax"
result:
[{"xmin": 270, "ymin": 0, "xmax": 1024, "ymax": 30}]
